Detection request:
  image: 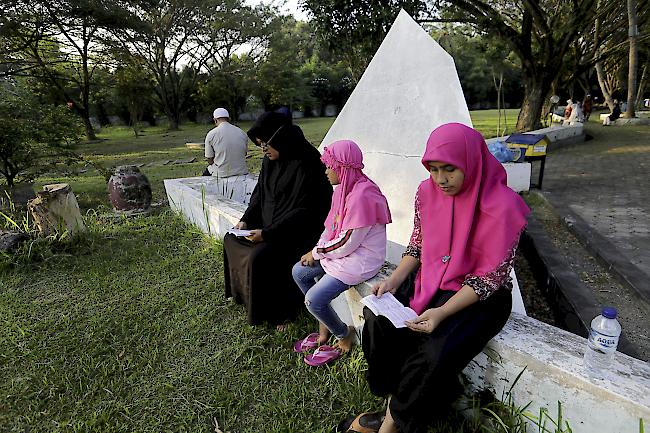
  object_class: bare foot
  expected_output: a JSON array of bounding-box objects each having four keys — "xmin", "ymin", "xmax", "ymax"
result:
[
  {"xmin": 333, "ymin": 326, "xmax": 356, "ymax": 353},
  {"xmin": 378, "ymin": 400, "xmax": 398, "ymax": 433},
  {"xmin": 276, "ymin": 324, "xmax": 288, "ymax": 332},
  {"xmin": 318, "ymin": 322, "xmax": 330, "ymax": 345}
]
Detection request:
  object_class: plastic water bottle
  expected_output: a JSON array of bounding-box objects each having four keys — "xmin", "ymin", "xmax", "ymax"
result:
[{"xmin": 583, "ymin": 307, "xmax": 621, "ymax": 379}]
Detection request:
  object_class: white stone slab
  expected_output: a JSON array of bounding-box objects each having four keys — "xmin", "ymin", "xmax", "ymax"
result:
[
  {"xmin": 164, "ymin": 175, "xmax": 257, "ymax": 238},
  {"xmin": 465, "ymin": 313, "xmax": 650, "ymax": 433},
  {"xmin": 319, "ymin": 9, "xmax": 472, "ymax": 265},
  {"xmin": 502, "ymin": 162, "xmax": 532, "ymax": 192}
]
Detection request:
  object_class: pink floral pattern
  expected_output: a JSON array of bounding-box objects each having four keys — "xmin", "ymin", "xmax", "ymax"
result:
[
  {"xmin": 403, "ymin": 189, "xmax": 422, "ymax": 259},
  {"xmin": 403, "ymin": 189, "xmax": 522, "ymax": 300}
]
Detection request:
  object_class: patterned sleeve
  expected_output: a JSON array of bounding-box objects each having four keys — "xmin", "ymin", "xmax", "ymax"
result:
[
  {"xmin": 402, "ymin": 189, "xmax": 422, "ymax": 259},
  {"xmin": 463, "ymin": 234, "xmax": 522, "ymax": 301}
]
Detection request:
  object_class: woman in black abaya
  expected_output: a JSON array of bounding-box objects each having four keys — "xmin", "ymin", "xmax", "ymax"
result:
[{"xmin": 223, "ymin": 112, "xmax": 332, "ymax": 327}]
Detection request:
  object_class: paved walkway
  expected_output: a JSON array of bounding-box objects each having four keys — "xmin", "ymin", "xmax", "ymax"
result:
[{"xmin": 536, "ymin": 122, "xmax": 650, "ymax": 301}]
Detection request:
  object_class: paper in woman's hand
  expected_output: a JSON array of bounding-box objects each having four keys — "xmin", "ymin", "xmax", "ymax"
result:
[
  {"xmin": 227, "ymin": 228, "xmax": 254, "ymax": 237},
  {"xmin": 361, "ymin": 293, "xmax": 418, "ymax": 328}
]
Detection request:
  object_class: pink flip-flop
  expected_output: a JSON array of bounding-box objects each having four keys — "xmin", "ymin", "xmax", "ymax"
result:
[
  {"xmin": 304, "ymin": 345, "xmax": 341, "ymax": 367},
  {"xmin": 293, "ymin": 332, "xmax": 319, "ymax": 353}
]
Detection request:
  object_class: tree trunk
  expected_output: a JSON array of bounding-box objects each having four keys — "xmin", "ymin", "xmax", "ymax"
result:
[
  {"xmin": 81, "ymin": 115, "xmax": 97, "ymax": 141},
  {"xmin": 516, "ymin": 73, "xmax": 549, "ymax": 131},
  {"xmin": 596, "ymin": 60, "xmax": 616, "ymax": 111},
  {"xmin": 168, "ymin": 114, "xmax": 180, "ymax": 130},
  {"xmin": 27, "ymin": 183, "xmax": 85, "ymax": 236},
  {"xmin": 624, "ymin": 0, "xmax": 638, "ymax": 118},
  {"xmin": 635, "ymin": 63, "xmax": 648, "ymax": 109}
]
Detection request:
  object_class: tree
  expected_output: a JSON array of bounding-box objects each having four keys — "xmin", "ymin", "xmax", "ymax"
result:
[
  {"xmin": 198, "ymin": 55, "xmax": 257, "ymax": 120},
  {"xmin": 111, "ymin": 0, "xmax": 214, "ymax": 130},
  {"xmin": 0, "ymin": 83, "xmax": 82, "ymax": 187},
  {"xmin": 625, "ymin": 0, "xmax": 639, "ymax": 118},
  {"xmin": 431, "ymin": 0, "xmax": 600, "ymax": 131},
  {"xmin": 252, "ymin": 18, "xmax": 314, "ymax": 111},
  {"xmin": 301, "ymin": 0, "xmax": 427, "ymax": 82},
  {"xmin": 114, "ymin": 61, "xmax": 155, "ymax": 137},
  {"xmin": 197, "ymin": 1, "xmax": 278, "ymax": 119},
  {"xmin": 2, "ymin": 0, "xmax": 133, "ymax": 140}
]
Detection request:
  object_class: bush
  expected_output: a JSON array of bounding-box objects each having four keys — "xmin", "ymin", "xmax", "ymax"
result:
[{"xmin": 0, "ymin": 86, "xmax": 82, "ymax": 187}]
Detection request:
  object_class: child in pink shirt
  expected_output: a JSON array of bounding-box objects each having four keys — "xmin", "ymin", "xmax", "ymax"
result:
[{"xmin": 292, "ymin": 140, "xmax": 391, "ymax": 361}]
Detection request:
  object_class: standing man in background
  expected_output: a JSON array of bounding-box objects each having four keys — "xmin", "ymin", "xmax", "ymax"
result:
[{"xmin": 203, "ymin": 108, "xmax": 249, "ymax": 177}]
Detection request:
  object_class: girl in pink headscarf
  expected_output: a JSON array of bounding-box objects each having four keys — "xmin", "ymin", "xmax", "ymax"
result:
[
  {"xmin": 292, "ymin": 140, "xmax": 391, "ymax": 365},
  {"xmin": 342, "ymin": 123, "xmax": 529, "ymax": 433}
]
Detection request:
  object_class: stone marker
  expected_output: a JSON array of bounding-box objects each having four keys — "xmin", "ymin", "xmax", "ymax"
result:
[
  {"xmin": 107, "ymin": 165, "xmax": 152, "ymax": 213},
  {"xmin": 27, "ymin": 183, "xmax": 85, "ymax": 236}
]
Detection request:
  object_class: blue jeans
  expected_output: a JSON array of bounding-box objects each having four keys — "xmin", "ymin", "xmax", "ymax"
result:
[{"xmin": 291, "ymin": 261, "xmax": 350, "ymax": 339}]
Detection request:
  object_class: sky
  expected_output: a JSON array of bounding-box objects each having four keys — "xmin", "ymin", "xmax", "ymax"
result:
[{"xmin": 245, "ymin": 0, "xmax": 310, "ymax": 21}]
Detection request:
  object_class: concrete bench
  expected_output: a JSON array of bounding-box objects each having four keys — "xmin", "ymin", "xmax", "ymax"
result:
[{"xmin": 165, "ymin": 174, "xmax": 649, "ymax": 433}]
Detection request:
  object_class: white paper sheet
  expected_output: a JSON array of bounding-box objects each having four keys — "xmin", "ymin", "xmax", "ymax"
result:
[
  {"xmin": 226, "ymin": 228, "xmax": 254, "ymax": 237},
  {"xmin": 361, "ymin": 293, "xmax": 418, "ymax": 328}
]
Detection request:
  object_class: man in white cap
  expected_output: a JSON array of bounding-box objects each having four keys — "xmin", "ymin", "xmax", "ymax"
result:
[{"xmin": 203, "ymin": 107, "xmax": 249, "ymax": 177}]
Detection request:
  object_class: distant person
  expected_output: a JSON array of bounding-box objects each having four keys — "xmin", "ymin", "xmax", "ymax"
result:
[
  {"xmin": 223, "ymin": 112, "xmax": 332, "ymax": 328},
  {"xmin": 203, "ymin": 108, "xmax": 249, "ymax": 178},
  {"xmin": 582, "ymin": 94, "xmax": 593, "ymax": 121},
  {"xmin": 563, "ymin": 99, "xmax": 573, "ymax": 121},
  {"xmin": 292, "ymin": 139, "xmax": 391, "ymax": 364},
  {"xmin": 603, "ymin": 100, "xmax": 621, "ymax": 126},
  {"xmin": 566, "ymin": 101, "xmax": 583, "ymax": 125}
]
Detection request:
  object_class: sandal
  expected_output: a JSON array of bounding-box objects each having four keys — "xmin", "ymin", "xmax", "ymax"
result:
[
  {"xmin": 303, "ymin": 345, "xmax": 341, "ymax": 366},
  {"xmin": 337, "ymin": 411, "xmax": 385, "ymax": 433},
  {"xmin": 293, "ymin": 332, "xmax": 319, "ymax": 353}
]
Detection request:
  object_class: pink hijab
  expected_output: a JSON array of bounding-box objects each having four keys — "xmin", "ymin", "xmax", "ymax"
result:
[
  {"xmin": 321, "ymin": 140, "xmax": 392, "ymax": 241},
  {"xmin": 410, "ymin": 123, "xmax": 530, "ymax": 314}
]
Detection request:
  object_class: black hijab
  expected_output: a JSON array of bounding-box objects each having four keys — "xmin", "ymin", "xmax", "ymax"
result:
[
  {"xmin": 246, "ymin": 111, "xmax": 315, "ymax": 160},
  {"xmin": 243, "ymin": 112, "xmax": 332, "ymax": 249}
]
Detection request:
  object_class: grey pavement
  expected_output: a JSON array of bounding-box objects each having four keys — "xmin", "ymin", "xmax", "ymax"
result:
[{"xmin": 534, "ymin": 123, "xmax": 650, "ymax": 301}]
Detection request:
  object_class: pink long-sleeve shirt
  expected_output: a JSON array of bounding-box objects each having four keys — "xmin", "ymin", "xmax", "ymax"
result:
[{"xmin": 312, "ymin": 224, "xmax": 387, "ymax": 285}]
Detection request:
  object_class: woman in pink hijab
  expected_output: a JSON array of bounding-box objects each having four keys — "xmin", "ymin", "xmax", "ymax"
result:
[
  {"xmin": 342, "ymin": 123, "xmax": 529, "ymax": 433},
  {"xmin": 292, "ymin": 140, "xmax": 391, "ymax": 365}
]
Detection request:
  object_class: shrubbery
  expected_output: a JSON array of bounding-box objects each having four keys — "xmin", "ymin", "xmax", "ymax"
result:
[{"xmin": 0, "ymin": 86, "xmax": 82, "ymax": 187}]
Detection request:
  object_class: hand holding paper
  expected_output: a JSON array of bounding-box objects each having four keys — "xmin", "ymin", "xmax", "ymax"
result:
[
  {"xmin": 227, "ymin": 228, "xmax": 254, "ymax": 237},
  {"xmin": 361, "ymin": 293, "xmax": 417, "ymax": 328}
]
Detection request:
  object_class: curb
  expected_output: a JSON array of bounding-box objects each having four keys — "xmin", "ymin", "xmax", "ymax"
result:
[
  {"xmin": 537, "ymin": 192, "xmax": 650, "ymax": 305},
  {"xmin": 521, "ymin": 215, "xmax": 639, "ymax": 358}
]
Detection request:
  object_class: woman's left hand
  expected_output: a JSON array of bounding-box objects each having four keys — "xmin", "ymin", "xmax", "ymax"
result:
[
  {"xmin": 245, "ymin": 229, "xmax": 264, "ymax": 243},
  {"xmin": 405, "ymin": 308, "xmax": 446, "ymax": 334}
]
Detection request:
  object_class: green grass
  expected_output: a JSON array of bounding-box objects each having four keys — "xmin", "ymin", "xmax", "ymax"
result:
[
  {"xmin": 34, "ymin": 111, "xmax": 515, "ymax": 210},
  {"xmin": 470, "ymin": 109, "xmax": 520, "ymax": 138},
  {"xmin": 0, "ymin": 212, "xmax": 381, "ymax": 432}
]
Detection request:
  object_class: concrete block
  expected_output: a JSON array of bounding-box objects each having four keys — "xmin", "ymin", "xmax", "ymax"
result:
[
  {"xmin": 465, "ymin": 314, "xmax": 650, "ymax": 433},
  {"xmin": 164, "ymin": 175, "xmax": 256, "ymax": 238},
  {"xmin": 502, "ymin": 162, "xmax": 532, "ymax": 192}
]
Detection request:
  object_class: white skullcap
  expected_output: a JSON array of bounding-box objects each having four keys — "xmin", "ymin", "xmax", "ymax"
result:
[{"xmin": 213, "ymin": 108, "xmax": 229, "ymax": 119}]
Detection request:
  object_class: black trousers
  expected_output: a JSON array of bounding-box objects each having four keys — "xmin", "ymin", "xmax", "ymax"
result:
[
  {"xmin": 362, "ymin": 283, "xmax": 512, "ymax": 433},
  {"xmin": 223, "ymin": 233, "xmax": 303, "ymax": 326}
]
